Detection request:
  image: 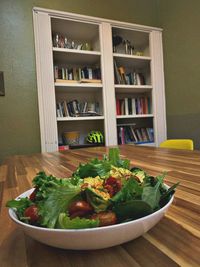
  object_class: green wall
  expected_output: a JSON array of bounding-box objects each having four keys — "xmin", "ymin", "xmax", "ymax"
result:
[
  {"xmin": 2, "ymin": 0, "xmax": 199, "ymax": 162},
  {"xmin": 157, "ymin": 0, "xmax": 200, "ymax": 148},
  {"xmin": 0, "ymin": 0, "xmax": 158, "ymax": 162}
]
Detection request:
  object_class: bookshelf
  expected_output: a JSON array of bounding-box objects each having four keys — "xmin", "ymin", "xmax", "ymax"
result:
[
  {"xmin": 112, "ymin": 26, "xmax": 159, "ymax": 146},
  {"xmin": 33, "ymin": 8, "xmax": 166, "ymax": 152}
]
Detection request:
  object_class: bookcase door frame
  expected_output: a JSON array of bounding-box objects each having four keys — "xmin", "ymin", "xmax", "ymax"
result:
[{"xmin": 33, "ymin": 11, "xmax": 58, "ymax": 152}]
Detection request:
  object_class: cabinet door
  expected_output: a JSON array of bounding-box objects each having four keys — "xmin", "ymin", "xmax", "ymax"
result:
[
  {"xmin": 110, "ymin": 26, "xmax": 156, "ymax": 146},
  {"xmin": 33, "ymin": 12, "xmax": 58, "ymax": 152},
  {"xmin": 150, "ymin": 30, "xmax": 167, "ymax": 145}
]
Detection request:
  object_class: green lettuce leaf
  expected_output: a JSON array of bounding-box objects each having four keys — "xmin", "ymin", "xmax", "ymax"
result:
[
  {"xmin": 73, "ymin": 148, "xmax": 130, "ymax": 179},
  {"xmin": 109, "ymin": 148, "xmax": 130, "ymax": 169},
  {"xmin": 6, "ymin": 198, "xmax": 32, "ymax": 209},
  {"xmin": 6, "ymin": 198, "xmax": 33, "ymax": 222},
  {"xmin": 38, "ymin": 184, "xmax": 81, "ymax": 228},
  {"xmin": 57, "ymin": 213, "xmax": 99, "ymax": 229},
  {"xmin": 159, "ymin": 182, "xmax": 179, "ymax": 207},
  {"xmin": 32, "ymin": 171, "xmax": 73, "ymax": 200},
  {"xmin": 113, "ymin": 200, "xmax": 152, "ymax": 222},
  {"xmin": 142, "ymin": 173, "xmax": 166, "ymax": 210},
  {"xmin": 75, "ymin": 160, "xmax": 111, "ymax": 178},
  {"xmin": 112, "ymin": 176, "xmax": 142, "ymax": 203},
  {"xmin": 85, "ymin": 188, "xmax": 110, "ymax": 212}
]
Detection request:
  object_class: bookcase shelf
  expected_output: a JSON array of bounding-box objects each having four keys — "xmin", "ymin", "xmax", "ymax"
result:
[
  {"xmin": 113, "ymin": 53, "xmax": 151, "ymax": 61},
  {"xmin": 53, "ymin": 47, "xmax": 101, "ymax": 56},
  {"xmin": 33, "ymin": 7, "xmax": 166, "ymax": 152},
  {"xmin": 55, "ymin": 82, "xmax": 103, "ymax": 88},
  {"xmin": 116, "ymin": 114, "xmax": 153, "ymax": 119},
  {"xmin": 57, "ymin": 116, "xmax": 104, "ymax": 121}
]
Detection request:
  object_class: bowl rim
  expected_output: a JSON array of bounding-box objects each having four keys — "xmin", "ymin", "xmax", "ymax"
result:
[{"xmin": 9, "ymin": 186, "xmax": 174, "ymax": 233}]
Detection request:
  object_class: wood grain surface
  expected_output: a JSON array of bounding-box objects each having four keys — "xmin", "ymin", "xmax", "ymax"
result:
[{"xmin": 0, "ymin": 145, "xmax": 199, "ymax": 267}]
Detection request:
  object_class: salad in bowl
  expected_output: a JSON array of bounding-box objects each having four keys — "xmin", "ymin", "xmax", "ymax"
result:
[
  {"xmin": 6, "ymin": 148, "xmax": 178, "ymax": 249},
  {"xmin": 7, "ymin": 148, "xmax": 178, "ymax": 230}
]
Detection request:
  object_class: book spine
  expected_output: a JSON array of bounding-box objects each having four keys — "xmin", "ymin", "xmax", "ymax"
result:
[
  {"xmin": 128, "ymin": 98, "xmax": 132, "ymax": 115},
  {"xmin": 61, "ymin": 68, "xmax": 65, "ymax": 80},
  {"xmin": 124, "ymin": 98, "xmax": 129, "ymax": 115},
  {"xmin": 116, "ymin": 99, "xmax": 121, "ymax": 115},
  {"xmin": 131, "ymin": 98, "xmax": 136, "ymax": 115}
]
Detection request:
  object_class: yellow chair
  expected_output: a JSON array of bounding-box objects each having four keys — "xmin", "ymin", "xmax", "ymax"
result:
[{"xmin": 159, "ymin": 139, "xmax": 194, "ymax": 150}]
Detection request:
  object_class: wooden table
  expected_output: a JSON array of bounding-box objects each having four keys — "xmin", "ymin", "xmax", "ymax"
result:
[{"xmin": 0, "ymin": 145, "xmax": 199, "ymax": 267}]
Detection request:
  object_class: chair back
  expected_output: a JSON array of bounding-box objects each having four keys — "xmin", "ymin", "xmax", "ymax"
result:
[{"xmin": 159, "ymin": 139, "xmax": 194, "ymax": 150}]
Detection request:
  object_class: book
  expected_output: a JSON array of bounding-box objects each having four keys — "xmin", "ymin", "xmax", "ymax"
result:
[
  {"xmin": 116, "ymin": 99, "xmax": 121, "ymax": 115},
  {"xmin": 138, "ymin": 73, "xmax": 146, "ymax": 85},
  {"xmin": 61, "ymin": 68, "xmax": 65, "ymax": 80},
  {"xmin": 131, "ymin": 98, "xmax": 136, "ymax": 115},
  {"xmin": 135, "ymin": 128, "xmax": 143, "ymax": 141},
  {"xmin": 146, "ymin": 128, "xmax": 154, "ymax": 142},
  {"xmin": 120, "ymin": 99, "xmax": 125, "ymax": 115},
  {"xmin": 125, "ymin": 126, "xmax": 135, "ymax": 142},
  {"xmin": 113, "ymin": 60, "xmax": 121, "ymax": 84},
  {"xmin": 130, "ymin": 127, "xmax": 138, "ymax": 142},
  {"xmin": 141, "ymin": 128, "xmax": 149, "ymax": 141},
  {"xmin": 58, "ymin": 102, "xmax": 64, "ymax": 117},
  {"xmin": 62, "ymin": 101, "xmax": 69, "ymax": 117},
  {"xmin": 128, "ymin": 98, "xmax": 132, "ymax": 115},
  {"xmin": 88, "ymin": 68, "xmax": 93, "ymax": 79},
  {"xmin": 56, "ymin": 103, "xmax": 62, "ymax": 117},
  {"xmin": 124, "ymin": 97, "xmax": 129, "ymax": 115},
  {"xmin": 118, "ymin": 67, "xmax": 126, "ymax": 84}
]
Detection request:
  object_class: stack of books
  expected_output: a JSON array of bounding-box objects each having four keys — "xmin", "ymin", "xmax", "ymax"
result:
[
  {"xmin": 114, "ymin": 60, "xmax": 146, "ymax": 85},
  {"xmin": 116, "ymin": 96, "xmax": 151, "ymax": 115},
  {"xmin": 118, "ymin": 125, "xmax": 154, "ymax": 145},
  {"xmin": 56, "ymin": 100, "xmax": 100, "ymax": 117},
  {"xmin": 54, "ymin": 65, "xmax": 101, "ymax": 83}
]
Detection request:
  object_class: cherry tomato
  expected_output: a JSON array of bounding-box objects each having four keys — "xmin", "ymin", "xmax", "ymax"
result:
[
  {"xmin": 69, "ymin": 200, "xmax": 93, "ymax": 218},
  {"xmin": 24, "ymin": 205, "xmax": 39, "ymax": 223},
  {"xmin": 29, "ymin": 188, "xmax": 37, "ymax": 201},
  {"xmin": 91, "ymin": 211, "xmax": 117, "ymax": 227},
  {"xmin": 104, "ymin": 177, "xmax": 122, "ymax": 195}
]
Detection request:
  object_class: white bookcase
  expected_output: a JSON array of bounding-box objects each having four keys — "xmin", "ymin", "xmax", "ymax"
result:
[{"xmin": 33, "ymin": 7, "xmax": 166, "ymax": 152}]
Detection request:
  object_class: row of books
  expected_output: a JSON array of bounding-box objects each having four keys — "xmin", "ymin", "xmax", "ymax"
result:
[
  {"xmin": 114, "ymin": 60, "xmax": 146, "ymax": 85},
  {"xmin": 54, "ymin": 66, "xmax": 101, "ymax": 82},
  {"xmin": 116, "ymin": 96, "xmax": 151, "ymax": 116},
  {"xmin": 56, "ymin": 100, "xmax": 100, "ymax": 117},
  {"xmin": 117, "ymin": 125, "xmax": 154, "ymax": 145}
]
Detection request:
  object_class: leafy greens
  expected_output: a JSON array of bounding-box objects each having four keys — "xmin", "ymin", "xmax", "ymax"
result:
[{"xmin": 6, "ymin": 148, "xmax": 179, "ymax": 229}]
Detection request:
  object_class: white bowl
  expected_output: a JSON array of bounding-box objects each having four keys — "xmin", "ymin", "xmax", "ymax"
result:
[{"xmin": 9, "ymin": 188, "xmax": 174, "ymax": 250}]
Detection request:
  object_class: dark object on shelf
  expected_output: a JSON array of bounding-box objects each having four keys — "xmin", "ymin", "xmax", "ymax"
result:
[
  {"xmin": 123, "ymin": 39, "xmax": 134, "ymax": 55},
  {"xmin": 69, "ymin": 143, "xmax": 104, "ymax": 149},
  {"xmin": 112, "ymin": 35, "xmax": 123, "ymax": 52},
  {"xmin": 74, "ymin": 111, "xmax": 101, "ymax": 117}
]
